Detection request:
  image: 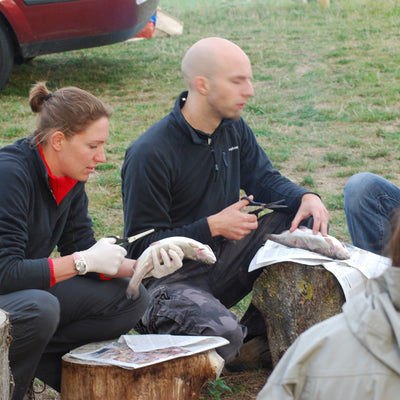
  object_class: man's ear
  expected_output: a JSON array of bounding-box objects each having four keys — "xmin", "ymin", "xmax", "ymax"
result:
[
  {"xmin": 194, "ymin": 76, "xmax": 209, "ymax": 96},
  {"xmin": 50, "ymin": 131, "xmax": 66, "ymax": 152}
]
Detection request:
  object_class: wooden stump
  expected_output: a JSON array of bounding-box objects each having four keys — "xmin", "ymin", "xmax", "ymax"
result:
[
  {"xmin": 0, "ymin": 309, "xmax": 13, "ymax": 400},
  {"xmin": 61, "ymin": 341, "xmax": 224, "ymax": 400},
  {"xmin": 252, "ymin": 262, "xmax": 345, "ymax": 367}
]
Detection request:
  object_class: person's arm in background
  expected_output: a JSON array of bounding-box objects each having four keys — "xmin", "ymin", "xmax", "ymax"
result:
[{"xmin": 238, "ymin": 120, "xmax": 329, "ymax": 236}]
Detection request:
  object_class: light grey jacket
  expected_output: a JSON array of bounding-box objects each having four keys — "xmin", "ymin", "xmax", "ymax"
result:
[{"xmin": 257, "ymin": 266, "xmax": 400, "ymax": 400}]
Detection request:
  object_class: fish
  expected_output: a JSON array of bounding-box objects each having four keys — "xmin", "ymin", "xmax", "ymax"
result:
[
  {"xmin": 266, "ymin": 227, "xmax": 350, "ymax": 260},
  {"xmin": 126, "ymin": 236, "xmax": 217, "ymax": 299}
]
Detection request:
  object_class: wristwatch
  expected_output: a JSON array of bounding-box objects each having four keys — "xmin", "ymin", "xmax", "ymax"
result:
[{"xmin": 72, "ymin": 252, "xmax": 87, "ymax": 275}]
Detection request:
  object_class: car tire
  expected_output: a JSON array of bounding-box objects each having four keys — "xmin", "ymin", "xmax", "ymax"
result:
[{"xmin": 0, "ymin": 21, "xmax": 14, "ymax": 90}]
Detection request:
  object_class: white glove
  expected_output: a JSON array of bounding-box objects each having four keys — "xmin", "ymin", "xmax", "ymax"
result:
[
  {"xmin": 79, "ymin": 237, "xmax": 127, "ymax": 275},
  {"xmin": 148, "ymin": 244, "xmax": 184, "ymax": 279}
]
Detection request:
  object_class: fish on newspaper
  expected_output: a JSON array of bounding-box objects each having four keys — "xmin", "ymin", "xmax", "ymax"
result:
[
  {"xmin": 126, "ymin": 236, "xmax": 217, "ymax": 299},
  {"xmin": 266, "ymin": 227, "xmax": 350, "ymax": 260}
]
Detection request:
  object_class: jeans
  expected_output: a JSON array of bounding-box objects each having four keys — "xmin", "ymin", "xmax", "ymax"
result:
[{"xmin": 344, "ymin": 172, "xmax": 400, "ymax": 255}]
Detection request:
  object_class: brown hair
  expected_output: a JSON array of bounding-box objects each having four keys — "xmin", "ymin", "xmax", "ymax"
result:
[{"xmin": 29, "ymin": 81, "xmax": 113, "ymax": 146}]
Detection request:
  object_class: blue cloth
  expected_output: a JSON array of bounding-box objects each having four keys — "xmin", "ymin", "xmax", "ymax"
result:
[{"xmin": 344, "ymin": 172, "xmax": 400, "ymax": 255}]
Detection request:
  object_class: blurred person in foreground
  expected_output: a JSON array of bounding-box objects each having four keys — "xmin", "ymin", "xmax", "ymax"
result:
[
  {"xmin": 0, "ymin": 82, "xmax": 183, "ymax": 400},
  {"xmin": 257, "ymin": 212, "xmax": 400, "ymax": 400},
  {"xmin": 121, "ymin": 37, "xmax": 329, "ymax": 368},
  {"xmin": 344, "ymin": 172, "xmax": 400, "ymax": 255}
]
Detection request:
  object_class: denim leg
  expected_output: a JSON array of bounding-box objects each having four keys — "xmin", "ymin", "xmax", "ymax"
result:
[{"xmin": 344, "ymin": 172, "xmax": 400, "ymax": 255}]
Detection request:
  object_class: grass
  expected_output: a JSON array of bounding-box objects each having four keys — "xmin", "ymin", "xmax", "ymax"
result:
[
  {"xmin": 1, "ymin": 1, "xmax": 400, "ymax": 396},
  {"xmin": 1, "ymin": 0, "xmax": 400, "ymax": 241}
]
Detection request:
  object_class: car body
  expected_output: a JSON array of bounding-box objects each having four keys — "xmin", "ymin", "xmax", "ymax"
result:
[{"xmin": 0, "ymin": 0, "xmax": 159, "ymax": 89}]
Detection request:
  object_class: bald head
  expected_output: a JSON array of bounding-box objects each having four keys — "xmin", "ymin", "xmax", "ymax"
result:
[{"xmin": 181, "ymin": 37, "xmax": 250, "ymax": 88}]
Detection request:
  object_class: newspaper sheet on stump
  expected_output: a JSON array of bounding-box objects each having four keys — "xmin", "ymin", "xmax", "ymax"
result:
[
  {"xmin": 67, "ymin": 334, "xmax": 228, "ymax": 370},
  {"xmin": 249, "ymin": 240, "xmax": 391, "ymax": 299}
]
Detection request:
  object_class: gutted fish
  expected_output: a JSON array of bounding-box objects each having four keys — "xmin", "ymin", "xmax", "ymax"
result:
[
  {"xmin": 126, "ymin": 236, "xmax": 216, "ymax": 299},
  {"xmin": 267, "ymin": 227, "xmax": 350, "ymax": 260}
]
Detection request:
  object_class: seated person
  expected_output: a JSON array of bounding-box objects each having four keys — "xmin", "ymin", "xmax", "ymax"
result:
[
  {"xmin": 0, "ymin": 82, "xmax": 183, "ymax": 400},
  {"xmin": 121, "ymin": 37, "xmax": 330, "ymax": 366},
  {"xmin": 257, "ymin": 210, "xmax": 400, "ymax": 400}
]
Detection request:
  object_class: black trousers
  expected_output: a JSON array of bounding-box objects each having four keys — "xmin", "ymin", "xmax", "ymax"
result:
[
  {"xmin": 137, "ymin": 211, "xmax": 303, "ymax": 363},
  {"xmin": 0, "ymin": 277, "xmax": 149, "ymax": 400}
]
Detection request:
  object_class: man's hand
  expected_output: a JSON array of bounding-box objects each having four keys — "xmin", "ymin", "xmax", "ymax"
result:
[
  {"xmin": 290, "ymin": 193, "xmax": 330, "ymax": 236},
  {"xmin": 207, "ymin": 197, "xmax": 258, "ymax": 240}
]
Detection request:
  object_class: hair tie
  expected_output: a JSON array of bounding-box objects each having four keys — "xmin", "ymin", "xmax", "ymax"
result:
[{"xmin": 45, "ymin": 93, "xmax": 53, "ymax": 101}]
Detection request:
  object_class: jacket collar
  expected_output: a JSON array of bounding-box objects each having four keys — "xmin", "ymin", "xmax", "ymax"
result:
[
  {"xmin": 172, "ymin": 91, "xmax": 234, "ymax": 144},
  {"xmin": 34, "ymin": 135, "xmax": 78, "ymax": 205}
]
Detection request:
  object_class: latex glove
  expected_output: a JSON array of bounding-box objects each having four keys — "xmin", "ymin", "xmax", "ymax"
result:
[
  {"xmin": 148, "ymin": 243, "xmax": 185, "ymax": 278},
  {"xmin": 79, "ymin": 237, "xmax": 127, "ymax": 275}
]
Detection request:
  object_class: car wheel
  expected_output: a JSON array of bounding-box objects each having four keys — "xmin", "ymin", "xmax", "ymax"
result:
[{"xmin": 0, "ymin": 22, "xmax": 14, "ymax": 90}]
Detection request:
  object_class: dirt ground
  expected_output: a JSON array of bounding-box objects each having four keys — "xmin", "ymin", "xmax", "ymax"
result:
[
  {"xmin": 200, "ymin": 369, "xmax": 272, "ymax": 400},
  {"xmin": 33, "ymin": 368, "xmax": 271, "ymax": 399}
]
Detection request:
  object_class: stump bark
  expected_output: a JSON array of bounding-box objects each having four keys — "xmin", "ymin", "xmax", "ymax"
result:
[
  {"xmin": 61, "ymin": 341, "xmax": 224, "ymax": 400},
  {"xmin": 252, "ymin": 262, "xmax": 345, "ymax": 367},
  {"xmin": 0, "ymin": 309, "xmax": 13, "ymax": 400}
]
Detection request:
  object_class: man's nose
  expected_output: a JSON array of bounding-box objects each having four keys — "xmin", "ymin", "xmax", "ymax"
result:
[{"xmin": 244, "ymin": 80, "xmax": 254, "ymax": 97}]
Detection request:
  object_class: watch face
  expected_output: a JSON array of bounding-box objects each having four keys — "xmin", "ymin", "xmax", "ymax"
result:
[{"xmin": 75, "ymin": 259, "xmax": 87, "ymax": 274}]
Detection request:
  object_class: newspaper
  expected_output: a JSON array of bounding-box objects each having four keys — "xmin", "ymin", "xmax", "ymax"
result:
[
  {"xmin": 249, "ymin": 240, "xmax": 391, "ymax": 299},
  {"xmin": 67, "ymin": 334, "xmax": 228, "ymax": 370}
]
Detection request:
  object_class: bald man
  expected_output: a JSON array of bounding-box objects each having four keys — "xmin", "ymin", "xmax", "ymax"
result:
[{"xmin": 121, "ymin": 37, "xmax": 329, "ymax": 367}]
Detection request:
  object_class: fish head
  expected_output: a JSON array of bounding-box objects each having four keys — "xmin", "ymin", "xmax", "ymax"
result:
[{"xmin": 189, "ymin": 242, "xmax": 216, "ymax": 264}]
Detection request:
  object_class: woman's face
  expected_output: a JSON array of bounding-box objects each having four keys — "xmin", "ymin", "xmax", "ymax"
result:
[{"xmin": 57, "ymin": 116, "xmax": 109, "ymax": 181}]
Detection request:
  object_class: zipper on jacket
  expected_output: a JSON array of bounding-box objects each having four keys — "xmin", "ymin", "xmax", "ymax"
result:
[
  {"xmin": 222, "ymin": 152, "xmax": 228, "ymax": 167},
  {"xmin": 208, "ymin": 137, "xmax": 219, "ymax": 181}
]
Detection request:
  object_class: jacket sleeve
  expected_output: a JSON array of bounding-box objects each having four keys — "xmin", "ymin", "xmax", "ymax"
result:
[
  {"xmin": 238, "ymin": 121, "xmax": 311, "ymax": 213},
  {"xmin": 121, "ymin": 139, "xmax": 212, "ymax": 259},
  {"xmin": 0, "ymin": 162, "xmax": 51, "ymax": 293},
  {"xmin": 0, "ymin": 157, "xmax": 95, "ymax": 294}
]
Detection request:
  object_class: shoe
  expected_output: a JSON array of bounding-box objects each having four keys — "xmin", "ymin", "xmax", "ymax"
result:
[{"xmin": 224, "ymin": 335, "xmax": 272, "ymax": 372}]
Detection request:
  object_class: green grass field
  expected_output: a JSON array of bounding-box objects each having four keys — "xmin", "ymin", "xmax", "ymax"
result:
[
  {"xmin": 1, "ymin": 1, "xmax": 399, "ymax": 398},
  {"xmin": 1, "ymin": 0, "xmax": 399, "ymax": 243}
]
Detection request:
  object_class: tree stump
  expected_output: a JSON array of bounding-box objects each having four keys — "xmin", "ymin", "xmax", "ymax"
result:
[
  {"xmin": 0, "ymin": 309, "xmax": 13, "ymax": 400},
  {"xmin": 252, "ymin": 262, "xmax": 345, "ymax": 367},
  {"xmin": 61, "ymin": 341, "xmax": 224, "ymax": 400}
]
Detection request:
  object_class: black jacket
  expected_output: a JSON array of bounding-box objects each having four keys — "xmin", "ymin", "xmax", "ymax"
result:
[
  {"xmin": 0, "ymin": 136, "xmax": 95, "ymax": 294},
  {"xmin": 121, "ymin": 92, "xmax": 311, "ymax": 258}
]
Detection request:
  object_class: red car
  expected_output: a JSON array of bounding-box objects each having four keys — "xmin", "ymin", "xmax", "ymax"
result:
[{"xmin": 0, "ymin": 0, "xmax": 159, "ymax": 89}]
